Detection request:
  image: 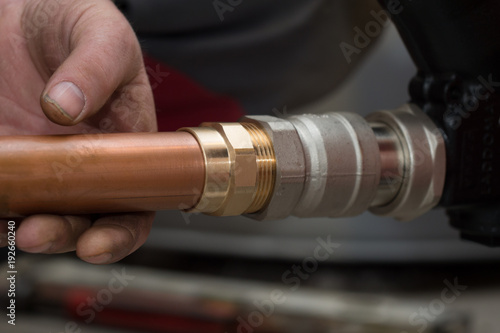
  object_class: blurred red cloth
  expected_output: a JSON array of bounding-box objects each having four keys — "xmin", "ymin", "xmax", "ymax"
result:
[
  {"xmin": 66, "ymin": 288, "xmax": 233, "ymax": 333},
  {"xmin": 143, "ymin": 55, "xmax": 245, "ymax": 131}
]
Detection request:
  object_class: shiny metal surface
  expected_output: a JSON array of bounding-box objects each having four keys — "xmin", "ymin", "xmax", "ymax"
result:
[
  {"xmin": 0, "ymin": 132, "xmax": 205, "ymax": 217},
  {"xmin": 242, "ymin": 116, "xmax": 306, "ymax": 221},
  {"xmin": 246, "ymin": 105, "xmax": 445, "ymax": 221},
  {"xmin": 201, "ymin": 122, "xmax": 258, "ymax": 216},
  {"xmin": 367, "ymin": 104, "xmax": 446, "ymax": 221},
  {"xmin": 370, "ymin": 122, "xmax": 404, "ymax": 207},
  {"xmin": 289, "ymin": 112, "xmax": 381, "ymax": 218},
  {"xmin": 181, "ymin": 122, "xmax": 276, "ymax": 216},
  {"xmin": 240, "ymin": 122, "xmax": 276, "ymax": 214},
  {"xmin": 178, "ymin": 127, "xmax": 231, "ymax": 214}
]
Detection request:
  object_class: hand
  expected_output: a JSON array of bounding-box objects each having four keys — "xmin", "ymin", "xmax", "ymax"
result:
[{"xmin": 0, "ymin": 0, "xmax": 157, "ymax": 264}]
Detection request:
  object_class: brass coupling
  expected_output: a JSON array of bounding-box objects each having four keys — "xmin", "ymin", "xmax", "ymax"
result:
[{"xmin": 179, "ymin": 122, "xmax": 276, "ymax": 216}]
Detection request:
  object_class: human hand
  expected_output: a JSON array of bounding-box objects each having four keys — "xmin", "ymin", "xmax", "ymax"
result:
[{"xmin": 0, "ymin": 0, "xmax": 157, "ymax": 264}]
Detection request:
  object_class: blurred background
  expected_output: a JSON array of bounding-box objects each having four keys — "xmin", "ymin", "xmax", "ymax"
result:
[{"xmin": 2, "ymin": 24, "xmax": 500, "ymax": 333}]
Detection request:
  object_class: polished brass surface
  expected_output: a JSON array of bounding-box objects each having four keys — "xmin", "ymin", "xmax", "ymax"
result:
[
  {"xmin": 202, "ymin": 123, "xmax": 258, "ymax": 216},
  {"xmin": 240, "ymin": 122, "xmax": 276, "ymax": 214},
  {"xmin": 178, "ymin": 126, "xmax": 231, "ymax": 214},
  {"xmin": 182, "ymin": 122, "xmax": 276, "ymax": 216}
]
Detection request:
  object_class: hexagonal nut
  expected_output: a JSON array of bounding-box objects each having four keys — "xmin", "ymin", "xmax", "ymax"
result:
[
  {"xmin": 203, "ymin": 122, "xmax": 258, "ymax": 216},
  {"xmin": 241, "ymin": 116, "xmax": 306, "ymax": 221}
]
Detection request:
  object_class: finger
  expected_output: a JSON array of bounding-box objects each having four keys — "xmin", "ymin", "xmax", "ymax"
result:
[
  {"xmin": 89, "ymin": 76, "xmax": 158, "ymax": 133},
  {"xmin": 27, "ymin": 1, "xmax": 149, "ymax": 126},
  {"xmin": 16, "ymin": 215, "xmax": 92, "ymax": 254},
  {"xmin": 76, "ymin": 212, "xmax": 154, "ymax": 265}
]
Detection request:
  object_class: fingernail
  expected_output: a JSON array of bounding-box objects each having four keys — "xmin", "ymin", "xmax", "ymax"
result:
[
  {"xmin": 44, "ymin": 82, "xmax": 85, "ymax": 120},
  {"xmin": 85, "ymin": 253, "xmax": 113, "ymax": 265},
  {"xmin": 24, "ymin": 242, "xmax": 53, "ymax": 253},
  {"xmin": 0, "ymin": 234, "xmax": 7, "ymax": 247}
]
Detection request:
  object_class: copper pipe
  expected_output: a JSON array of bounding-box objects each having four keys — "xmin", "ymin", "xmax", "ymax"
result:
[{"xmin": 0, "ymin": 132, "xmax": 205, "ymax": 217}]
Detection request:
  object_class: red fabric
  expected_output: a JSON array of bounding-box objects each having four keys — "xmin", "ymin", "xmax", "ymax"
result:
[
  {"xmin": 143, "ymin": 55, "xmax": 245, "ymax": 131},
  {"xmin": 65, "ymin": 289, "xmax": 232, "ymax": 333}
]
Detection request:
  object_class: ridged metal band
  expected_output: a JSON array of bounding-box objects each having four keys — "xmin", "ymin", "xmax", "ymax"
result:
[
  {"xmin": 240, "ymin": 122, "xmax": 276, "ymax": 213},
  {"xmin": 241, "ymin": 116, "xmax": 307, "ymax": 221}
]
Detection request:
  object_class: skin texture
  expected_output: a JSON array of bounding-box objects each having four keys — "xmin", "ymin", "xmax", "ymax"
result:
[{"xmin": 0, "ymin": 0, "xmax": 157, "ymax": 264}]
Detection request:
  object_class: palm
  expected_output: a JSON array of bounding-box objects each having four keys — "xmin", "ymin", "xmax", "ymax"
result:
[{"xmin": 0, "ymin": 0, "xmax": 157, "ymax": 264}]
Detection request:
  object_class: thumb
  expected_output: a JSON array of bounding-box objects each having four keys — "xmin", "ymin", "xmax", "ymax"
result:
[{"xmin": 34, "ymin": 1, "xmax": 146, "ymax": 126}]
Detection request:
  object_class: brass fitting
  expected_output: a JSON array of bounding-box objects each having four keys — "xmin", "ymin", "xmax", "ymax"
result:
[{"xmin": 179, "ymin": 122, "xmax": 276, "ymax": 216}]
